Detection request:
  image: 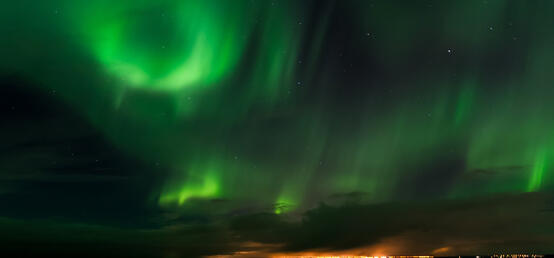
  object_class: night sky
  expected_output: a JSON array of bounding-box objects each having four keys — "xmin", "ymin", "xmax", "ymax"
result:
[{"xmin": 2, "ymin": 0, "xmax": 554, "ymax": 257}]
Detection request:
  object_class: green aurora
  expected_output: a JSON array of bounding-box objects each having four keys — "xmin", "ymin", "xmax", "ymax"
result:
[
  {"xmin": 3, "ymin": 0, "xmax": 554, "ymax": 211},
  {"xmin": 3, "ymin": 0, "xmax": 554, "ymax": 256}
]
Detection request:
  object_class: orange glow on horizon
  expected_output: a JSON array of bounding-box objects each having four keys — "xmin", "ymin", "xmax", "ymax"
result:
[{"xmin": 272, "ymin": 256, "xmax": 432, "ymax": 258}]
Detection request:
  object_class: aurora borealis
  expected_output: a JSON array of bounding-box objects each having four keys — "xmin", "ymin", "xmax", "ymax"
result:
[{"xmin": 3, "ymin": 0, "xmax": 554, "ymax": 256}]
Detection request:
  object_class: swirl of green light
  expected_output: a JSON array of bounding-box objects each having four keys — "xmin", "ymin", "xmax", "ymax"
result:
[{"xmin": 78, "ymin": 1, "xmax": 250, "ymax": 91}]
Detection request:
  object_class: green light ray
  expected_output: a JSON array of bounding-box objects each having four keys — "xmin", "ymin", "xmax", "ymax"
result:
[
  {"xmin": 159, "ymin": 162, "xmax": 221, "ymax": 206},
  {"xmin": 528, "ymin": 149, "xmax": 546, "ymax": 192}
]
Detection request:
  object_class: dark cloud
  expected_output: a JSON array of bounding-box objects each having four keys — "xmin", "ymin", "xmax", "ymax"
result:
[{"xmin": 2, "ymin": 192, "xmax": 554, "ymax": 257}]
